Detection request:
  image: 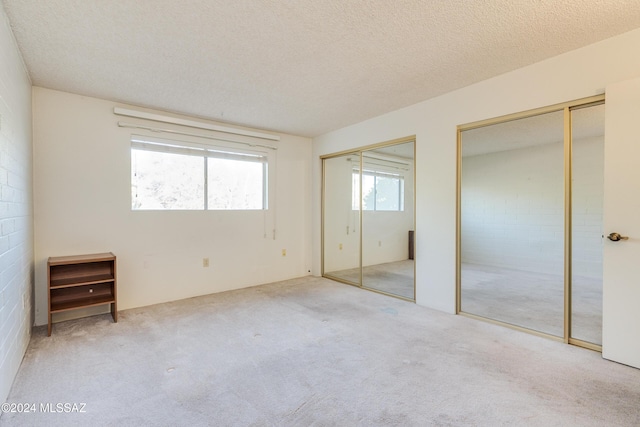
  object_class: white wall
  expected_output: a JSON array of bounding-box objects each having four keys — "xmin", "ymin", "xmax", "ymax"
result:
[
  {"xmin": 322, "ymin": 155, "xmax": 359, "ymax": 273},
  {"xmin": 0, "ymin": 4, "xmax": 33, "ymax": 405},
  {"xmin": 312, "ymin": 27, "xmax": 640, "ymax": 313},
  {"xmin": 572, "ymin": 136, "xmax": 605, "ymax": 279},
  {"xmin": 461, "ymin": 142, "xmax": 564, "ymax": 276},
  {"xmin": 362, "ymin": 160, "xmax": 414, "ymax": 266},
  {"xmin": 33, "ymin": 88, "xmax": 312, "ymax": 326},
  {"xmin": 362, "ymin": 212, "xmax": 412, "ymax": 266},
  {"xmin": 460, "ymin": 136, "xmax": 603, "ymax": 279}
]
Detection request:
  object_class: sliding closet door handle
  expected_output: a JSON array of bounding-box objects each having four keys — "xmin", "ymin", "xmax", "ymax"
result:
[{"xmin": 607, "ymin": 232, "xmax": 629, "ymax": 242}]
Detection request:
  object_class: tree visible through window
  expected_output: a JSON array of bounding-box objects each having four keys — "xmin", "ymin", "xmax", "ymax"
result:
[
  {"xmin": 352, "ymin": 169, "xmax": 404, "ymax": 211},
  {"xmin": 131, "ymin": 136, "xmax": 267, "ymax": 210},
  {"xmin": 207, "ymin": 157, "xmax": 264, "ymax": 209}
]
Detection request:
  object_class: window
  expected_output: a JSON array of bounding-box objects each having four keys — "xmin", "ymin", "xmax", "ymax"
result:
[
  {"xmin": 352, "ymin": 169, "xmax": 405, "ymax": 211},
  {"xmin": 131, "ymin": 136, "xmax": 268, "ymax": 210}
]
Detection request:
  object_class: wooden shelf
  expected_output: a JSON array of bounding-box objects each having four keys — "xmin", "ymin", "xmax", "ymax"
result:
[
  {"xmin": 48, "ymin": 252, "xmax": 116, "ymax": 265},
  {"xmin": 47, "ymin": 252, "xmax": 117, "ymax": 336},
  {"xmin": 50, "ymin": 274, "xmax": 115, "ymax": 289},
  {"xmin": 51, "ymin": 295, "xmax": 116, "ymax": 313}
]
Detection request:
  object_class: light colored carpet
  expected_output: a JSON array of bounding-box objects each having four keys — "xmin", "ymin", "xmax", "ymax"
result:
[
  {"xmin": 326, "ymin": 259, "xmax": 414, "ymax": 299},
  {"xmin": 3, "ymin": 276, "xmax": 639, "ymax": 426},
  {"xmin": 329, "ymin": 261, "xmax": 601, "ymax": 342},
  {"xmin": 461, "ymin": 263, "xmax": 602, "ymax": 344}
]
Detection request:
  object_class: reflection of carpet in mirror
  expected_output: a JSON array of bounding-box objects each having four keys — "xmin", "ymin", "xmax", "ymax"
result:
[
  {"xmin": 461, "ymin": 263, "xmax": 602, "ymax": 345},
  {"xmin": 326, "ymin": 259, "xmax": 414, "ymax": 300}
]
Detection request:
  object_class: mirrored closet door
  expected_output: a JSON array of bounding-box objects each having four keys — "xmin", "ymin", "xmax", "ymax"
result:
[
  {"xmin": 458, "ymin": 96, "xmax": 605, "ymax": 350},
  {"xmin": 459, "ymin": 110, "xmax": 566, "ymax": 337},
  {"xmin": 322, "ymin": 139, "xmax": 415, "ymax": 301}
]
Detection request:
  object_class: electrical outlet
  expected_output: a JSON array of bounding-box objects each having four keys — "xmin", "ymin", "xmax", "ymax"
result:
[
  {"xmin": 339, "ymin": 243, "xmax": 343, "ymax": 250},
  {"xmin": 281, "ymin": 249, "xmax": 286, "ymax": 257},
  {"xmin": 203, "ymin": 258, "xmax": 209, "ymax": 267},
  {"xmin": 378, "ymin": 240, "xmax": 382, "ymax": 247}
]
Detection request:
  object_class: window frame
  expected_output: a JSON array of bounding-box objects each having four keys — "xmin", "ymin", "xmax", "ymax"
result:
[
  {"xmin": 130, "ymin": 134, "xmax": 271, "ymax": 211},
  {"xmin": 352, "ymin": 167, "xmax": 405, "ymax": 212}
]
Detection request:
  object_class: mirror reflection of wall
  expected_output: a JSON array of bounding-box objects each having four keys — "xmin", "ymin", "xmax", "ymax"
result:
[
  {"xmin": 571, "ymin": 103, "xmax": 605, "ymax": 346},
  {"xmin": 323, "ymin": 153, "xmax": 361, "ymax": 285},
  {"xmin": 460, "ymin": 111, "xmax": 566, "ymax": 336},
  {"xmin": 322, "ymin": 139, "xmax": 415, "ymax": 301}
]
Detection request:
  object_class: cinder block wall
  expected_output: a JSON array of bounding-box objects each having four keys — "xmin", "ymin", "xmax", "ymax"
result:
[
  {"xmin": 461, "ymin": 137, "xmax": 603, "ymax": 279},
  {"xmin": 0, "ymin": 4, "xmax": 33, "ymax": 405}
]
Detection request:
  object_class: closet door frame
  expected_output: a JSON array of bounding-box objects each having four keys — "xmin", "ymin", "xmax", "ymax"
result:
[
  {"xmin": 321, "ymin": 135, "xmax": 416, "ymax": 301},
  {"xmin": 456, "ymin": 94, "xmax": 605, "ymax": 351}
]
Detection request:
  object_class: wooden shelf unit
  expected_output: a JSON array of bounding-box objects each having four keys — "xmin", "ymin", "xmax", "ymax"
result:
[{"xmin": 47, "ymin": 252, "xmax": 117, "ymax": 336}]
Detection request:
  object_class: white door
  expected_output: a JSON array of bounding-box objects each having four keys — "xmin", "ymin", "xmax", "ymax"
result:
[{"xmin": 602, "ymin": 76, "xmax": 640, "ymax": 368}]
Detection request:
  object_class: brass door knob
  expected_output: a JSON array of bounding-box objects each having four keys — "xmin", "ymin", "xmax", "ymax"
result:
[{"xmin": 607, "ymin": 232, "xmax": 629, "ymax": 242}]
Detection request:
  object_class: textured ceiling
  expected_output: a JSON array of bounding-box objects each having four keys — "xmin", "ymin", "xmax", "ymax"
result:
[{"xmin": 3, "ymin": 1, "xmax": 640, "ymax": 137}]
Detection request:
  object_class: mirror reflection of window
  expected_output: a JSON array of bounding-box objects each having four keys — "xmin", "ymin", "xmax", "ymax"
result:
[{"xmin": 353, "ymin": 170, "xmax": 405, "ymax": 211}]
